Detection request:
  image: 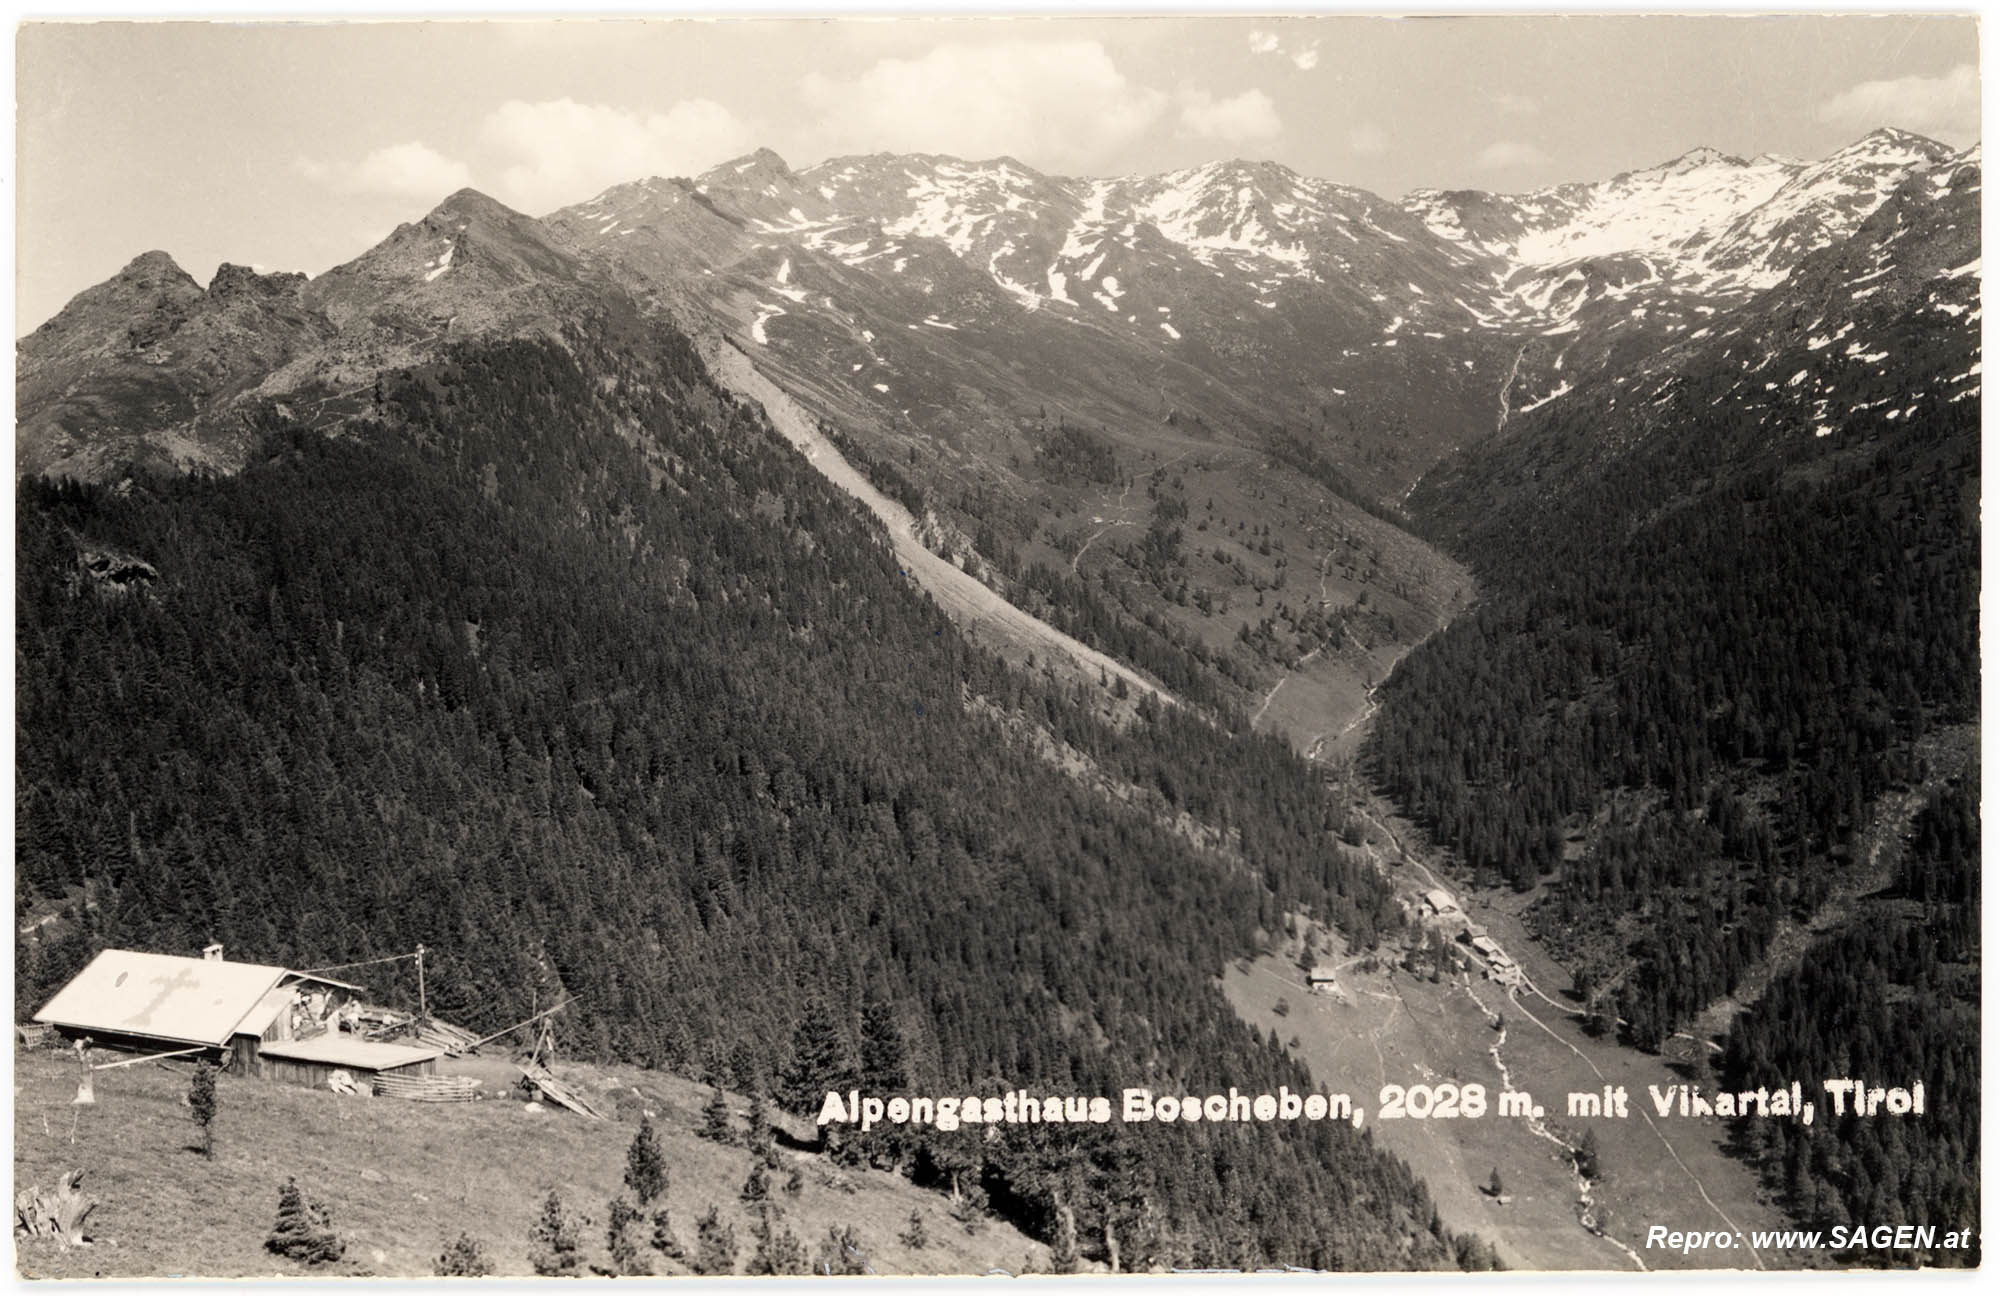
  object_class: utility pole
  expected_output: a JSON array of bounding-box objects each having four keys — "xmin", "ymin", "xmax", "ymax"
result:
[{"xmin": 416, "ymin": 944, "xmax": 427, "ymax": 1018}]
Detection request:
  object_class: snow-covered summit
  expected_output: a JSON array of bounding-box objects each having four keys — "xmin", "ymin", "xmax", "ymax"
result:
[
  {"xmin": 1405, "ymin": 128, "xmax": 1960, "ymax": 327},
  {"xmin": 1645, "ymin": 145, "xmax": 1750, "ymax": 177}
]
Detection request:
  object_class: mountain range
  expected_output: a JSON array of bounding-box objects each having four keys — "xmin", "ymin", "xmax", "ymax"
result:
[
  {"xmin": 26, "ymin": 129, "xmax": 1967, "ymax": 482},
  {"xmin": 14, "ymin": 123, "xmax": 1981, "ymax": 1271},
  {"xmin": 20, "ymin": 127, "xmax": 1976, "ymax": 746}
]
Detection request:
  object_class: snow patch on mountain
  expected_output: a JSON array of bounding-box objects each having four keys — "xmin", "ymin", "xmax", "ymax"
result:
[
  {"xmin": 1408, "ymin": 130, "xmax": 1957, "ymax": 327},
  {"xmin": 1137, "ymin": 164, "xmax": 1317, "ymax": 275}
]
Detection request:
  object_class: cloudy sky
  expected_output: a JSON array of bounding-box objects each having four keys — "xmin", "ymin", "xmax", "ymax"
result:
[{"xmin": 15, "ymin": 12, "xmax": 1981, "ymax": 333}]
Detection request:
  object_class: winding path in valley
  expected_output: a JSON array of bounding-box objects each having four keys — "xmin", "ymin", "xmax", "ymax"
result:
[
  {"xmin": 1070, "ymin": 449, "xmax": 1197, "ymax": 574},
  {"xmin": 1355, "ymin": 803, "xmax": 1765, "ymax": 1271}
]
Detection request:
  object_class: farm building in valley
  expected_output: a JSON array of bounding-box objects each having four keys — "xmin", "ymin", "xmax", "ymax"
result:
[
  {"xmin": 30, "ymin": 947, "xmax": 439, "ymax": 1087},
  {"xmin": 1421, "ymin": 887, "xmax": 1459, "ymax": 917}
]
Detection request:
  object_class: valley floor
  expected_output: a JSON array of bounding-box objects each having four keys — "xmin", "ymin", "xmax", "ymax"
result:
[
  {"xmin": 1222, "ymin": 621, "xmax": 1804, "ymax": 1272},
  {"xmin": 1222, "ymin": 869, "xmax": 1800, "ymax": 1275}
]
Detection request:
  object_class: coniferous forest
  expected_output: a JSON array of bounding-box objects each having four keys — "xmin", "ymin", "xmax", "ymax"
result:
[
  {"xmin": 1717, "ymin": 778, "xmax": 1979, "ymax": 1267},
  {"xmin": 15, "ymin": 318, "xmax": 1497, "ymax": 1272},
  {"xmin": 1365, "ymin": 249, "xmax": 1978, "ymax": 1257},
  {"xmin": 1370, "ymin": 339, "xmax": 1977, "ymax": 1047}
]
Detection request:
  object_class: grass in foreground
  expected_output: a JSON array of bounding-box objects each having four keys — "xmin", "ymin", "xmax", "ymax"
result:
[{"xmin": 12, "ymin": 1045, "xmax": 1047, "ymax": 1279}]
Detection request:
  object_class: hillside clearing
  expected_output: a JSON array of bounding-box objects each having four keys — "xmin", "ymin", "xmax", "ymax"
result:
[{"xmin": 12, "ymin": 1047, "xmax": 1046, "ymax": 1279}]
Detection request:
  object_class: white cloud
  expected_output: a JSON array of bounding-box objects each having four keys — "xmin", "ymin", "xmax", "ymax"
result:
[
  {"xmin": 1476, "ymin": 139, "xmax": 1549, "ymax": 169},
  {"xmin": 1494, "ymin": 92, "xmax": 1539, "ymax": 116},
  {"xmin": 1250, "ymin": 28, "xmax": 1319, "ymax": 71},
  {"xmin": 798, "ymin": 40, "xmax": 1169, "ymax": 173},
  {"xmin": 1348, "ymin": 124, "xmax": 1390, "ymax": 156},
  {"xmin": 479, "ymin": 98, "xmax": 756, "ymax": 213},
  {"xmin": 1817, "ymin": 63, "xmax": 1979, "ymax": 140},
  {"xmin": 1178, "ymin": 88, "xmax": 1283, "ymax": 144},
  {"xmin": 295, "ymin": 141, "xmax": 472, "ymax": 199}
]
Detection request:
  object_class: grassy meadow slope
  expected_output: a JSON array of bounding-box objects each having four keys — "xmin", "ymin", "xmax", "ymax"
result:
[{"xmin": 13, "ymin": 1045, "xmax": 1048, "ymax": 1279}]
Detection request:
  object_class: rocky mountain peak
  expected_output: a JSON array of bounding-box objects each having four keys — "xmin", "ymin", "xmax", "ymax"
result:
[
  {"xmin": 207, "ymin": 263, "xmax": 307, "ymax": 300},
  {"xmin": 1824, "ymin": 126, "xmax": 1955, "ymax": 168},
  {"xmin": 120, "ymin": 249, "xmax": 199, "ymax": 285},
  {"xmin": 1860, "ymin": 125, "xmax": 1942, "ymax": 147},
  {"xmin": 20, "ymin": 250, "xmax": 203, "ymax": 360},
  {"xmin": 1650, "ymin": 145, "xmax": 1748, "ymax": 175},
  {"xmin": 321, "ymin": 186, "xmax": 565, "ymax": 300},
  {"xmin": 701, "ymin": 148, "xmax": 794, "ymax": 190},
  {"xmin": 429, "ymin": 187, "xmax": 520, "ymax": 224}
]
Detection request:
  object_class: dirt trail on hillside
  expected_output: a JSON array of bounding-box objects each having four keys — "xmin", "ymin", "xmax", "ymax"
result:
[
  {"xmin": 706, "ymin": 340, "xmax": 1170, "ymax": 707},
  {"xmin": 1070, "ymin": 449, "xmax": 1195, "ymax": 574}
]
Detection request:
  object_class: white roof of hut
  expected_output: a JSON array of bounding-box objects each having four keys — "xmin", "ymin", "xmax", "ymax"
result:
[
  {"xmin": 32, "ymin": 950, "xmax": 359, "ymax": 1048},
  {"xmin": 234, "ymin": 984, "xmax": 303, "ymax": 1038}
]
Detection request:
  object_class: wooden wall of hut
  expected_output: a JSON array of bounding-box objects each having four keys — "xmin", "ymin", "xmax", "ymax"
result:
[{"xmin": 258, "ymin": 1055, "xmax": 438, "ymax": 1089}]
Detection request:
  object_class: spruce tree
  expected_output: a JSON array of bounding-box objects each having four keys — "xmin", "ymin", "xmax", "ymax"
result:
[
  {"xmin": 624, "ymin": 1113, "xmax": 668, "ymax": 1206},
  {"xmin": 528, "ymin": 1190, "xmax": 583, "ymax": 1277},
  {"xmin": 814, "ymin": 1223, "xmax": 867, "ymax": 1276},
  {"xmin": 746, "ymin": 1204, "xmax": 808, "ymax": 1276},
  {"xmin": 855, "ymin": 997, "xmax": 911, "ymax": 1173},
  {"xmin": 899, "ymin": 1209, "xmax": 928, "ymax": 1251},
  {"xmin": 739, "ymin": 1160, "xmax": 769, "ymax": 1205},
  {"xmin": 857, "ymin": 993, "xmax": 907, "ymax": 1091},
  {"xmin": 693, "ymin": 1205, "xmax": 737, "ymax": 1276},
  {"xmin": 188, "ymin": 1060, "xmax": 217, "ymax": 1160},
  {"xmin": 607, "ymin": 1197, "xmax": 651, "ymax": 1276},
  {"xmin": 434, "ymin": 1233, "xmax": 493, "ymax": 1277},
  {"xmin": 699, "ymin": 1085, "xmax": 733, "ymax": 1145},
  {"xmin": 649, "ymin": 1208, "xmax": 682, "ymax": 1259},
  {"xmin": 778, "ymin": 1003, "xmax": 855, "ymax": 1115},
  {"xmin": 744, "ymin": 1085, "xmax": 779, "ymax": 1168},
  {"xmin": 266, "ymin": 1177, "xmax": 344, "ymax": 1266},
  {"xmin": 1574, "ymin": 1130, "xmax": 1601, "ymax": 1182},
  {"xmin": 823, "ymin": 1121, "xmax": 865, "ymax": 1168}
]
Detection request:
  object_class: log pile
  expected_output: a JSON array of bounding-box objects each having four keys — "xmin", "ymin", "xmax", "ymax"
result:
[
  {"xmin": 409, "ymin": 1017, "xmax": 480, "ymax": 1054},
  {"xmin": 360, "ymin": 1012, "xmax": 481, "ymax": 1056}
]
